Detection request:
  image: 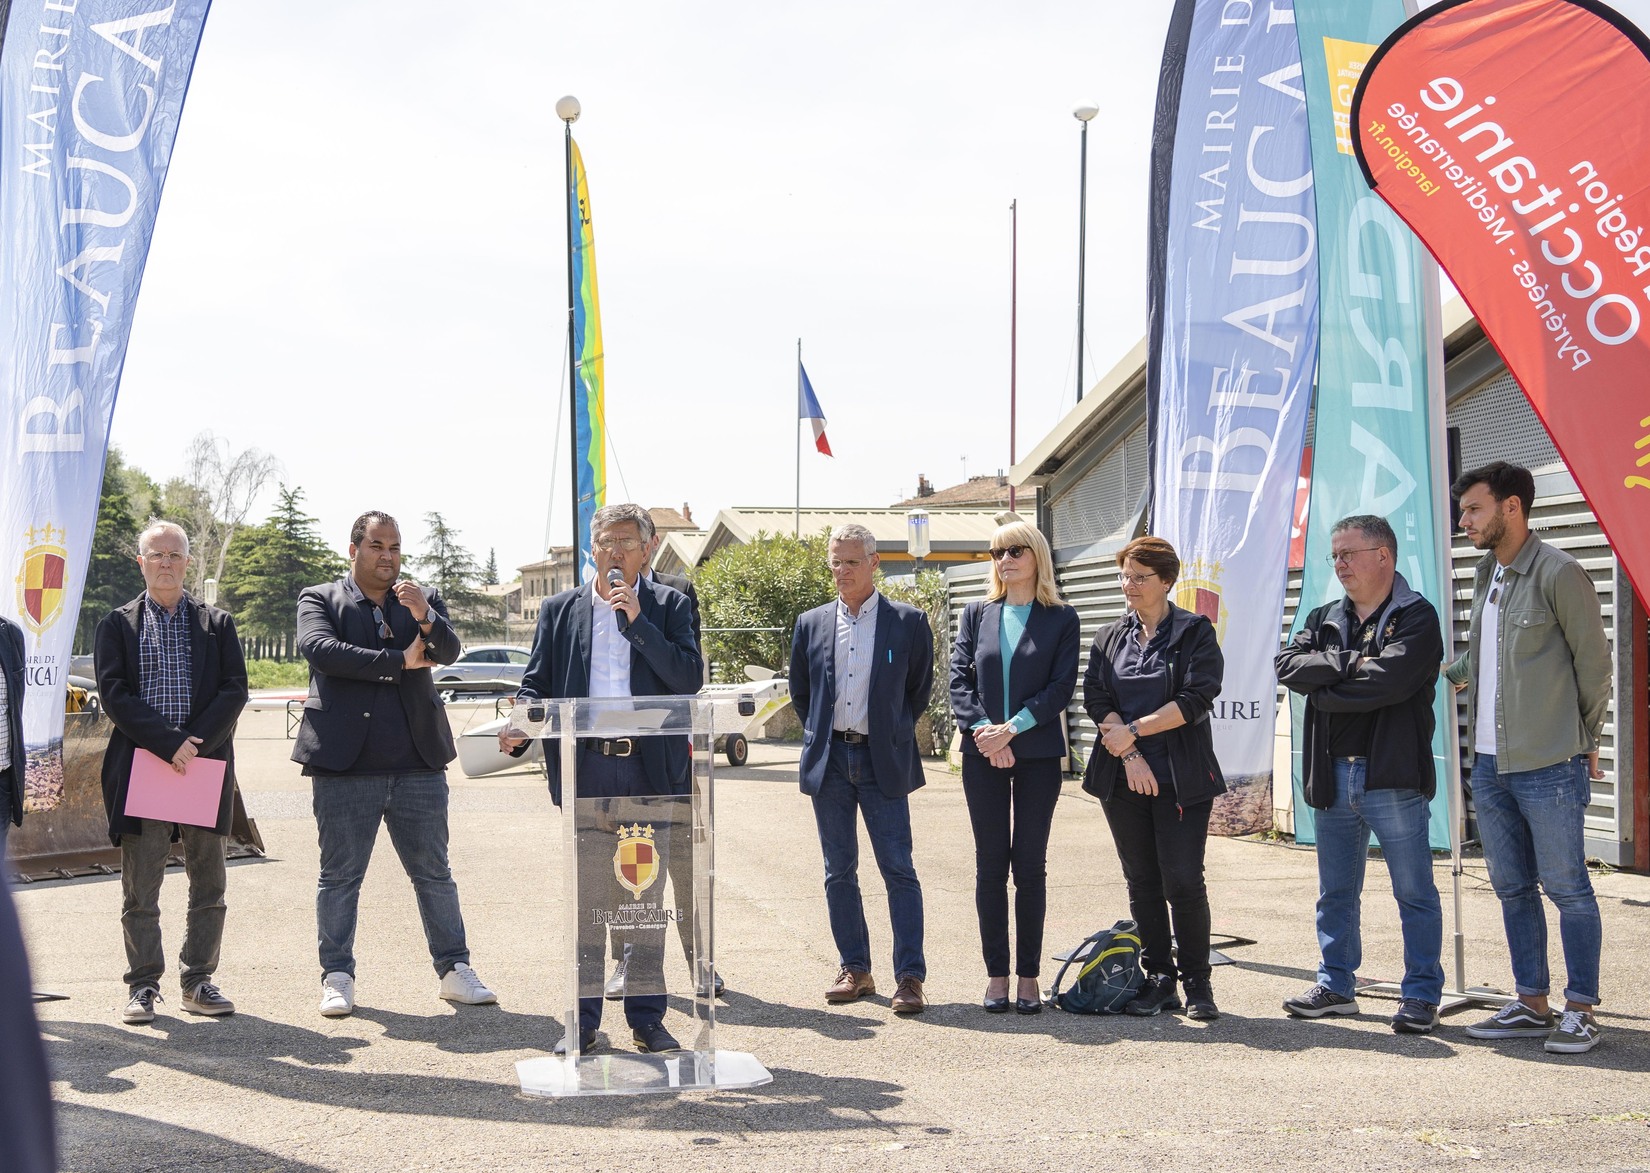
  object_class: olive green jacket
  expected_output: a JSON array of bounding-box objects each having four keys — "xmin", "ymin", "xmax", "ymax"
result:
[{"xmin": 1444, "ymin": 533, "xmax": 1611, "ymax": 774}]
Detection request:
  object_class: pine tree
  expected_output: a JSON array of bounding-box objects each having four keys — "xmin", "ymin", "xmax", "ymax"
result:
[
  {"xmin": 483, "ymin": 548, "xmax": 499, "ymax": 586},
  {"xmin": 410, "ymin": 513, "xmax": 501, "ymax": 640},
  {"xmin": 218, "ymin": 486, "xmax": 346, "ymax": 659}
]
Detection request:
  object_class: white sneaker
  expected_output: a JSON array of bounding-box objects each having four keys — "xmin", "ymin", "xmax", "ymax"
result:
[
  {"xmin": 438, "ymin": 962, "xmax": 497, "ymax": 1005},
  {"xmin": 319, "ymin": 971, "xmax": 355, "ymax": 1018}
]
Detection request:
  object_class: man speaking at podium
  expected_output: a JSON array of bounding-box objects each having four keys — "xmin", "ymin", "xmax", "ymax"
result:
[{"xmin": 504, "ymin": 503, "xmax": 702, "ymax": 1055}]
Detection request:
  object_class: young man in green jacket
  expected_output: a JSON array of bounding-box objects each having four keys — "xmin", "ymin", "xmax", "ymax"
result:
[{"xmin": 1446, "ymin": 462, "xmax": 1611, "ymax": 1055}]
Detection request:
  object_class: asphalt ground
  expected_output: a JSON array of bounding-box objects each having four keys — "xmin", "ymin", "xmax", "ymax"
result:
[{"xmin": 14, "ymin": 707, "xmax": 1650, "ymax": 1172}]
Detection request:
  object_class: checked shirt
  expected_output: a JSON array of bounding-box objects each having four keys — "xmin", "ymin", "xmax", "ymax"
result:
[{"xmin": 139, "ymin": 594, "xmax": 194, "ymax": 725}]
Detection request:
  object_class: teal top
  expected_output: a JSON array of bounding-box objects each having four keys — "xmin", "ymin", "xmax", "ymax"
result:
[{"xmin": 974, "ymin": 602, "xmax": 1037, "ymax": 735}]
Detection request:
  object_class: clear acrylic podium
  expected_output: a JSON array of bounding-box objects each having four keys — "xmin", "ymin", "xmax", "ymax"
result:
[{"xmin": 506, "ymin": 695, "xmax": 772, "ymax": 1097}]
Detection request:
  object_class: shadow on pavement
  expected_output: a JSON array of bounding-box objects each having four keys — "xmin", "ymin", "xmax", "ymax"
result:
[
  {"xmin": 39, "ymin": 1013, "xmax": 920, "ymax": 1130},
  {"xmin": 57, "ymin": 1101, "xmax": 333, "ymax": 1173}
]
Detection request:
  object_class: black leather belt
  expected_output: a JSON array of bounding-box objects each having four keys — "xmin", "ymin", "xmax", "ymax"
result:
[
  {"xmin": 582, "ymin": 737, "xmax": 634, "ymax": 757},
  {"xmin": 832, "ymin": 729, "xmax": 869, "ymax": 745}
]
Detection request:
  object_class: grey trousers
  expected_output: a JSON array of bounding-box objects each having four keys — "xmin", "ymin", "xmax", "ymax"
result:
[{"xmin": 120, "ymin": 819, "xmax": 227, "ymax": 993}]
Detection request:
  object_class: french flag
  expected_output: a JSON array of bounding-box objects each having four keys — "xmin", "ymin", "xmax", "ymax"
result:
[{"xmin": 799, "ymin": 363, "xmax": 833, "ymax": 457}]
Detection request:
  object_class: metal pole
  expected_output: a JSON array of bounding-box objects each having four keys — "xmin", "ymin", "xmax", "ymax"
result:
[
  {"xmin": 1009, "ymin": 199, "xmax": 1018, "ymax": 512},
  {"xmin": 564, "ymin": 119, "xmax": 583, "ymax": 586},
  {"xmin": 1076, "ymin": 120, "xmax": 1090, "ymax": 404},
  {"xmin": 795, "ymin": 338, "xmax": 802, "ymax": 539}
]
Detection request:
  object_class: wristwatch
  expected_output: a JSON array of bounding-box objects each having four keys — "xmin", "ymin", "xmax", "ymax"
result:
[{"xmin": 1127, "ymin": 720, "xmax": 1140, "ymax": 739}]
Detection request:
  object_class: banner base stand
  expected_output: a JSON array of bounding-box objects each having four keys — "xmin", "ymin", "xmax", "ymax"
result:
[{"xmin": 1356, "ymin": 979, "xmax": 1513, "ymax": 1016}]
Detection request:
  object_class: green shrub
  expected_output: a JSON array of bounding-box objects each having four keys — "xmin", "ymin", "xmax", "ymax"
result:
[
  {"xmin": 694, "ymin": 531, "xmax": 836, "ymax": 683},
  {"xmin": 244, "ymin": 658, "xmax": 310, "ymax": 690}
]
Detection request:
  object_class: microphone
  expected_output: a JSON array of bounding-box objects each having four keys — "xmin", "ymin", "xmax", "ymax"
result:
[{"xmin": 607, "ymin": 567, "xmax": 630, "ymax": 632}]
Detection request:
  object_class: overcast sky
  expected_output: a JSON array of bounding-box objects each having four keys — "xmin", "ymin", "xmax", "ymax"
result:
[{"xmin": 107, "ymin": 0, "xmax": 1650, "ymax": 579}]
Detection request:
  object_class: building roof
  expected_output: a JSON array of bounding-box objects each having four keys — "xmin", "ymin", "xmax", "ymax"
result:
[
  {"xmin": 653, "ymin": 530, "xmax": 709, "ymax": 577},
  {"xmin": 649, "ymin": 506, "xmax": 697, "ymax": 533},
  {"xmin": 892, "ymin": 475, "xmax": 1035, "ymax": 509},
  {"xmin": 694, "ymin": 506, "xmax": 1001, "ymax": 564},
  {"xmin": 1010, "ymin": 297, "xmax": 1482, "ymax": 487}
]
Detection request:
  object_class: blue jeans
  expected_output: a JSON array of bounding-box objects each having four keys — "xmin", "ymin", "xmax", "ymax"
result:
[
  {"xmin": 1471, "ymin": 753, "xmax": 1601, "ymax": 1006},
  {"xmin": 1314, "ymin": 758, "xmax": 1444, "ymax": 1003},
  {"xmin": 811, "ymin": 740, "xmax": 925, "ymax": 981},
  {"xmin": 313, "ymin": 771, "xmax": 470, "ymax": 979}
]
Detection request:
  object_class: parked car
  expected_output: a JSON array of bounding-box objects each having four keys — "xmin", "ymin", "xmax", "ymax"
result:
[{"xmin": 434, "ymin": 644, "xmax": 532, "ymax": 690}]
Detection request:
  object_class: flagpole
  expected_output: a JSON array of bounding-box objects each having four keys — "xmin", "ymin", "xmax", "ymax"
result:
[
  {"xmin": 795, "ymin": 338, "xmax": 802, "ymax": 539},
  {"xmin": 558, "ymin": 96, "xmax": 583, "ymax": 585},
  {"xmin": 1009, "ymin": 199, "xmax": 1018, "ymax": 512}
]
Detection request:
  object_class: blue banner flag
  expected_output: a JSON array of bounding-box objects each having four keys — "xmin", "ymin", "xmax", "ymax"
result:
[
  {"xmin": 1147, "ymin": 0, "xmax": 1320, "ymax": 835},
  {"xmin": 1290, "ymin": 0, "xmax": 1452, "ymax": 848},
  {"xmin": 0, "ymin": 0, "xmax": 213, "ymax": 811}
]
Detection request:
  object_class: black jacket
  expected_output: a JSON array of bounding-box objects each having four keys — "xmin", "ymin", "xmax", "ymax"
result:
[
  {"xmin": 291, "ymin": 578, "xmax": 461, "ymax": 774},
  {"xmin": 94, "ymin": 594, "xmax": 249, "ymax": 842},
  {"xmin": 515, "ymin": 578, "xmax": 704, "ymax": 805},
  {"xmin": 1275, "ymin": 573, "xmax": 1443, "ymax": 809},
  {"xmin": 1081, "ymin": 602, "xmax": 1227, "ymax": 806},
  {"xmin": 950, "ymin": 599, "xmax": 1081, "ymax": 762},
  {"xmin": 1, "ymin": 618, "xmax": 25, "ymax": 827}
]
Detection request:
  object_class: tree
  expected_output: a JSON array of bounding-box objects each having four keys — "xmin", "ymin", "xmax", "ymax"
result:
[
  {"xmin": 218, "ymin": 485, "xmax": 346, "ymax": 659},
  {"xmin": 168, "ymin": 431, "xmax": 283, "ymax": 597},
  {"xmin": 75, "ymin": 448, "xmax": 148, "ymax": 653},
  {"xmin": 694, "ymin": 530, "xmax": 836, "ymax": 682},
  {"xmin": 483, "ymin": 548, "xmax": 499, "ymax": 585},
  {"xmin": 410, "ymin": 513, "xmax": 501, "ymax": 641}
]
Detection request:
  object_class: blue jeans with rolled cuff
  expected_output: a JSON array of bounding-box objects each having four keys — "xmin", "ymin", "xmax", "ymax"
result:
[{"xmin": 1471, "ymin": 752, "xmax": 1601, "ymax": 1006}]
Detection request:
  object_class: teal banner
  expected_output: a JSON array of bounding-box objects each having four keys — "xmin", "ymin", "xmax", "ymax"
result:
[{"xmin": 1291, "ymin": 0, "xmax": 1452, "ymax": 849}]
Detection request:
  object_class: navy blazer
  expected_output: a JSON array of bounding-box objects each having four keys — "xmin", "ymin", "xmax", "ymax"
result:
[
  {"xmin": 516, "ymin": 578, "xmax": 703, "ymax": 805},
  {"xmin": 291, "ymin": 578, "xmax": 461, "ymax": 775},
  {"xmin": 95, "ymin": 594, "xmax": 249, "ymax": 842},
  {"xmin": 1, "ymin": 617, "xmax": 25, "ymax": 827},
  {"xmin": 788, "ymin": 593, "xmax": 934, "ymax": 799},
  {"xmin": 950, "ymin": 599, "xmax": 1081, "ymax": 762}
]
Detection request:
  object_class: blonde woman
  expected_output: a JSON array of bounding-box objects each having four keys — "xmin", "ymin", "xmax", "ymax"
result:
[{"xmin": 950, "ymin": 521, "xmax": 1081, "ymax": 1013}]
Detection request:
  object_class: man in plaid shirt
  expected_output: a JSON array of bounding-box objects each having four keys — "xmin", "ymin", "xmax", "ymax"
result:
[{"xmin": 95, "ymin": 521, "xmax": 249, "ymax": 1026}]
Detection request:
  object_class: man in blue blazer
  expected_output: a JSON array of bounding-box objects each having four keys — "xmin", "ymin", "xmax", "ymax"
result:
[
  {"xmin": 0, "ymin": 614, "xmax": 26, "ymax": 859},
  {"xmin": 294, "ymin": 511, "xmax": 496, "ymax": 1019},
  {"xmin": 504, "ymin": 503, "xmax": 703, "ymax": 1056},
  {"xmin": 789, "ymin": 524, "xmax": 934, "ymax": 1014}
]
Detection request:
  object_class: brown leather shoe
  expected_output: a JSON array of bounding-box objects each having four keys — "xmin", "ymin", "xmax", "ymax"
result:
[
  {"xmin": 825, "ymin": 967, "xmax": 876, "ymax": 1003},
  {"xmin": 891, "ymin": 976, "xmax": 926, "ymax": 1015}
]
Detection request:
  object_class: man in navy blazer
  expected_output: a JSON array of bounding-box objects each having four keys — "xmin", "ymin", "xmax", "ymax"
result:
[
  {"xmin": 504, "ymin": 503, "xmax": 702, "ymax": 1055},
  {"xmin": 789, "ymin": 524, "xmax": 934, "ymax": 1014},
  {"xmin": 0, "ymin": 614, "xmax": 26, "ymax": 858},
  {"xmin": 294, "ymin": 511, "xmax": 496, "ymax": 1019}
]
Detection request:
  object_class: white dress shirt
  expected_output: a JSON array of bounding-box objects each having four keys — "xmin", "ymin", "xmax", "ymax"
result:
[{"xmin": 590, "ymin": 578, "xmax": 636, "ymax": 698}]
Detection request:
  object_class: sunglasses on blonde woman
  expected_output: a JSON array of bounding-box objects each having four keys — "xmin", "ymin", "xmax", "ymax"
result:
[{"xmin": 990, "ymin": 545, "xmax": 1028, "ymax": 561}]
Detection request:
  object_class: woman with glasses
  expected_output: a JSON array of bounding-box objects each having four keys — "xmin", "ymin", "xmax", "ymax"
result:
[
  {"xmin": 1082, "ymin": 536, "xmax": 1226, "ymax": 1019},
  {"xmin": 950, "ymin": 521, "xmax": 1081, "ymax": 1013}
]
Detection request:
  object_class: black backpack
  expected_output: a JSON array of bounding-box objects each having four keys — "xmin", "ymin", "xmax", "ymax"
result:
[{"xmin": 1048, "ymin": 920, "xmax": 1146, "ymax": 1014}]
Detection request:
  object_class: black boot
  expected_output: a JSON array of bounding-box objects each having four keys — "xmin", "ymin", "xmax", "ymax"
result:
[
  {"xmin": 1183, "ymin": 976, "xmax": 1220, "ymax": 1021},
  {"xmin": 1125, "ymin": 973, "xmax": 1183, "ymax": 1017}
]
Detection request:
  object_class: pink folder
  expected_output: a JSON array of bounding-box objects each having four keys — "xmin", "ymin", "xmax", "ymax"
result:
[{"xmin": 123, "ymin": 748, "xmax": 227, "ymax": 828}]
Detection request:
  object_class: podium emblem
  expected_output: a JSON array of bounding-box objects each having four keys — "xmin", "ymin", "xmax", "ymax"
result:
[{"xmin": 613, "ymin": 823, "xmax": 660, "ymax": 898}]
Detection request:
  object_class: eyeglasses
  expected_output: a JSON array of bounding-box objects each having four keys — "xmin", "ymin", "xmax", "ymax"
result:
[
  {"xmin": 1326, "ymin": 547, "xmax": 1383, "ymax": 565},
  {"xmin": 990, "ymin": 545, "xmax": 1028, "ymax": 561},
  {"xmin": 371, "ymin": 605, "xmax": 393, "ymax": 640},
  {"xmin": 1117, "ymin": 573, "xmax": 1159, "ymax": 587},
  {"xmin": 141, "ymin": 551, "xmax": 185, "ymax": 565},
  {"xmin": 594, "ymin": 536, "xmax": 643, "ymax": 552}
]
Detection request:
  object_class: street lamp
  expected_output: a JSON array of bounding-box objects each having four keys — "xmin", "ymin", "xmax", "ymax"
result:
[
  {"xmin": 1073, "ymin": 102, "xmax": 1098, "ymax": 404},
  {"xmin": 204, "ymin": 577, "xmax": 218, "ymax": 607},
  {"xmin": 907, "ymin": 509, "xmax": 931, "ymax": 578}
]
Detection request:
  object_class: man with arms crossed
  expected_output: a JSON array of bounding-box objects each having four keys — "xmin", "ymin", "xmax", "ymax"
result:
[
  {"xmin": 790, "ymin": 524, "xmax": 934, "ymax": 1014},
  {"xmin": 293, "ymin": 511, "xmax": 495, "ymax": 1017},
  {"xmin": 96, "ymin": 521, "xmax": 249, "ymax": 1024},
  {"xmin": 1447, "ymin": 462, "xmax": 1611, "ymax": 1054},
  {"xmin": 1276, "ymin": 515, "xmax": 1445, "ymax": 1034}
]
